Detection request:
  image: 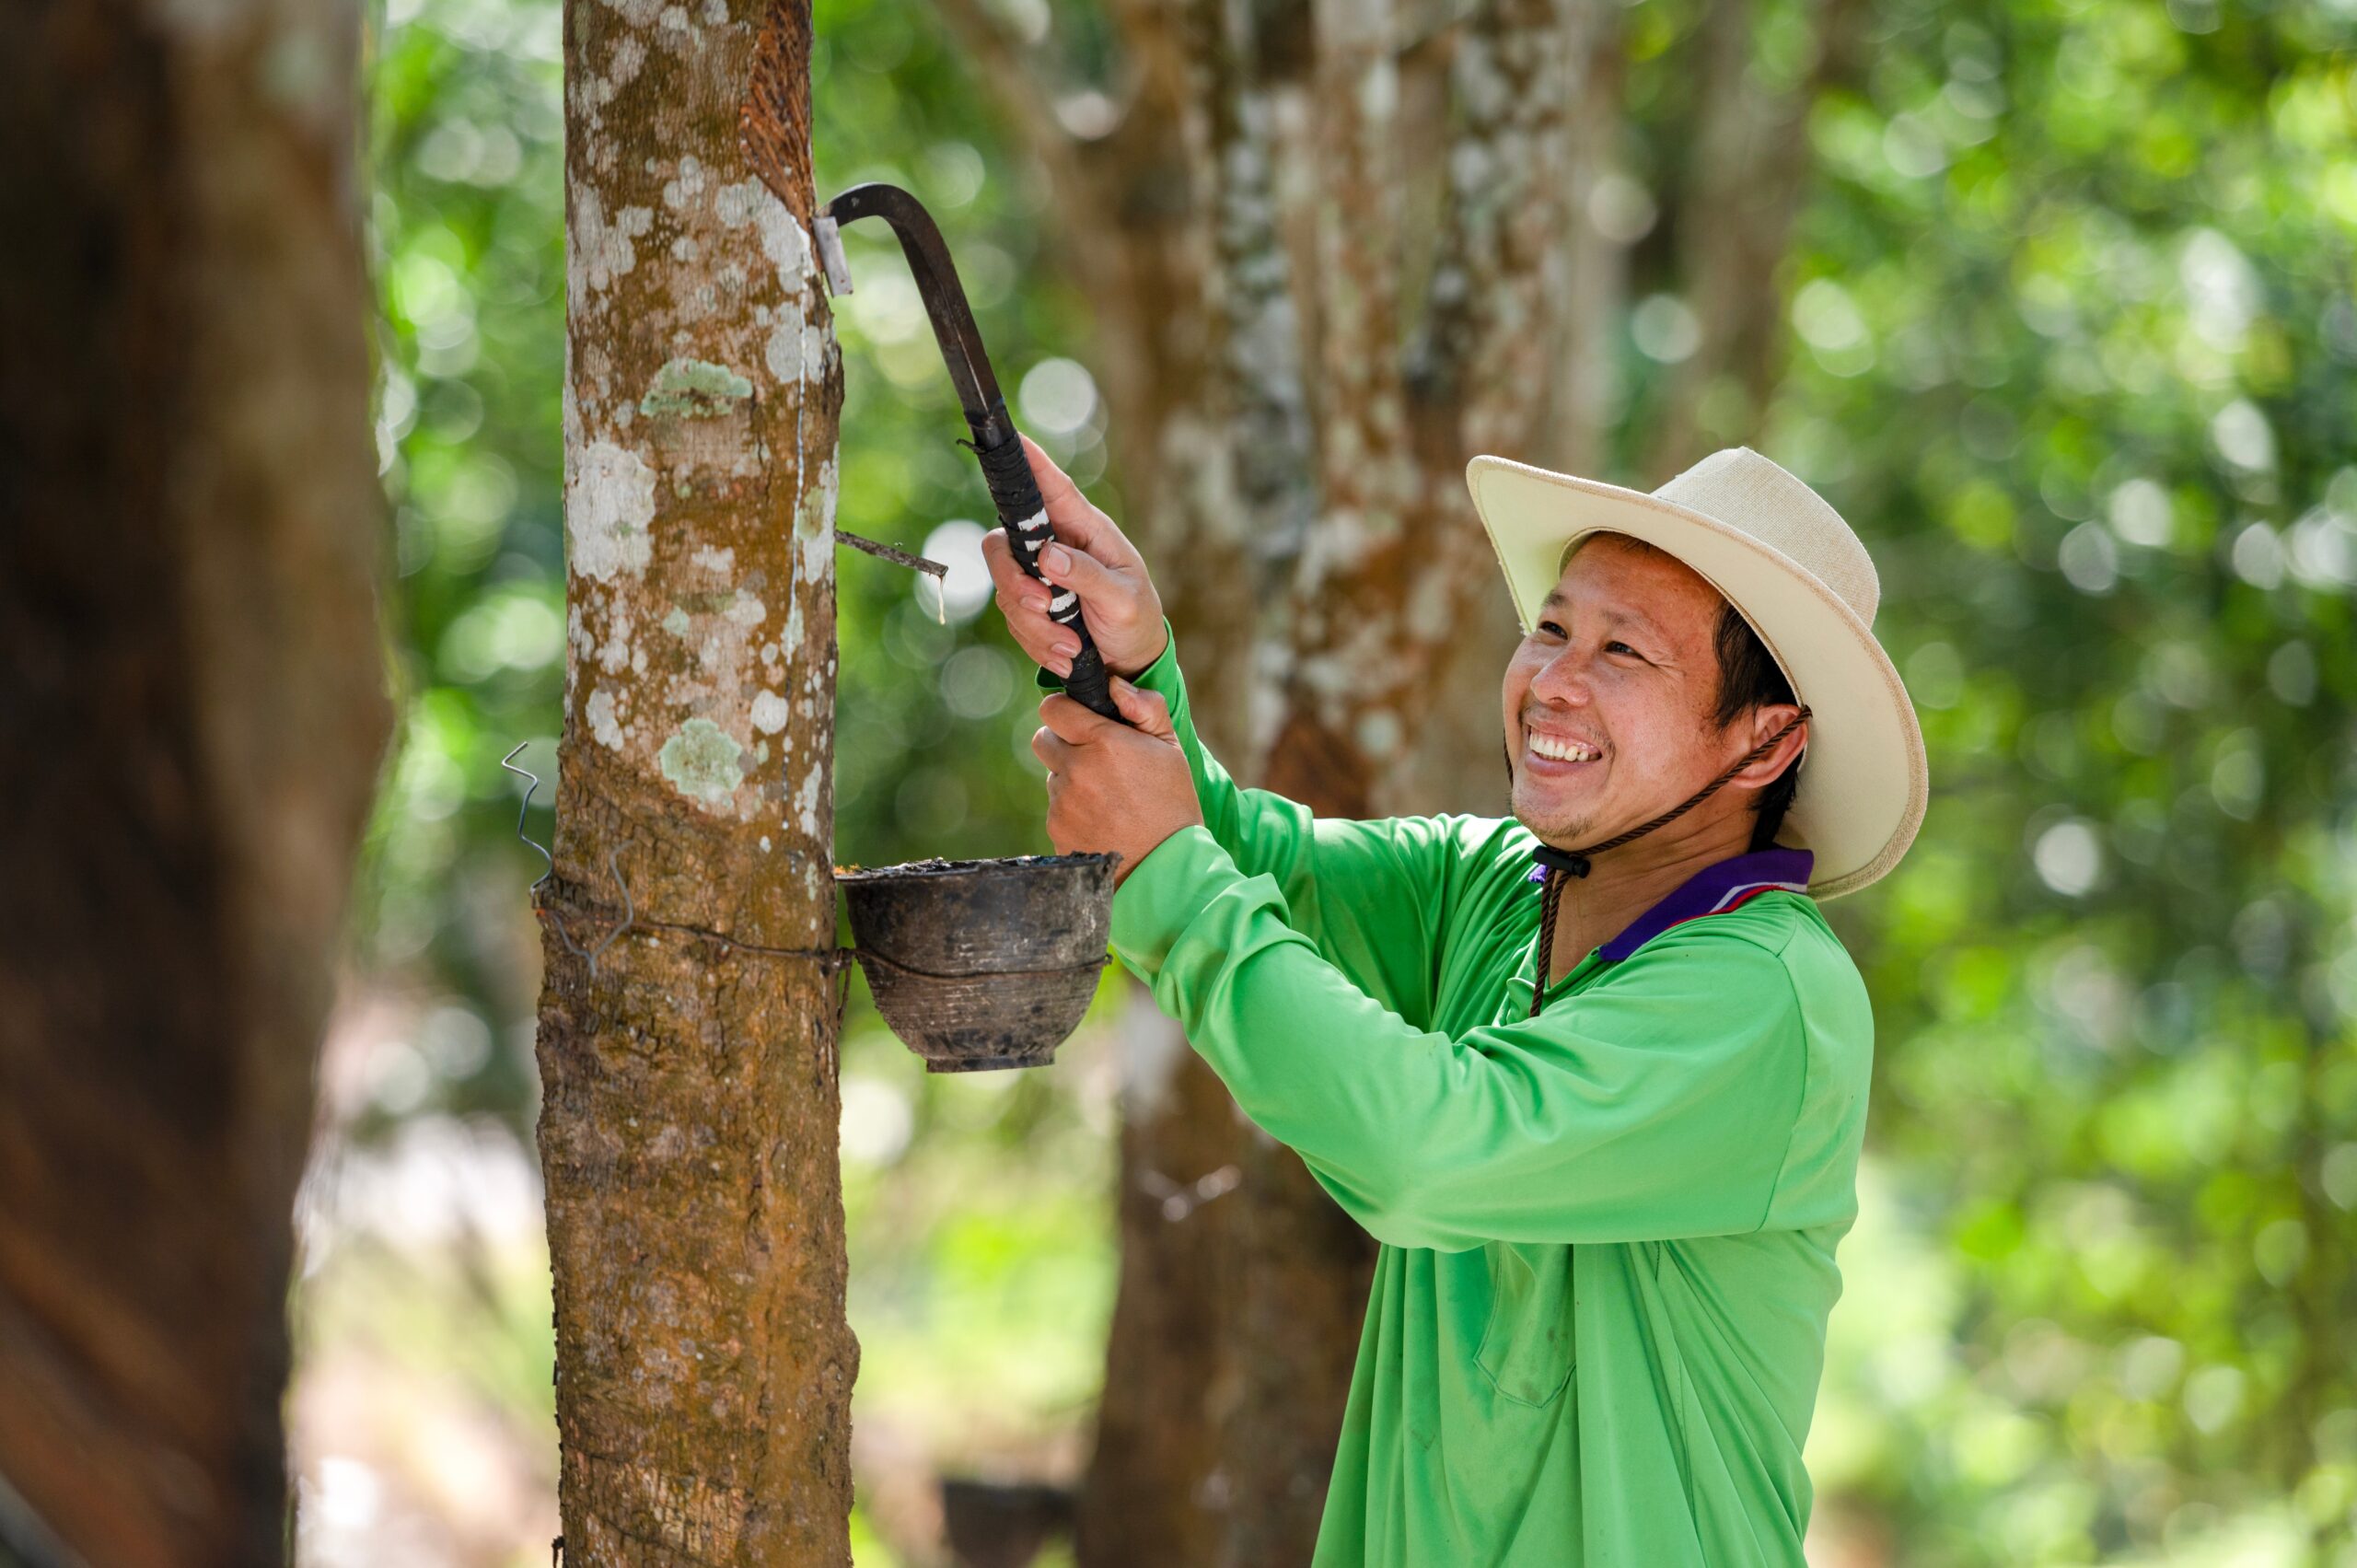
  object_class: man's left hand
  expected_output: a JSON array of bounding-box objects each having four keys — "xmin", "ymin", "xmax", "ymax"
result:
[{"xmin": 1033, "ymin": 678, "xmax": 1202, "ymax": 888}]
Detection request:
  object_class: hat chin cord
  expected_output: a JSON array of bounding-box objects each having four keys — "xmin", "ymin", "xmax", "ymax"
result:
[{"xmin": 1526, "ymin": 704, "xmax": 1810, "ymax": 1016}]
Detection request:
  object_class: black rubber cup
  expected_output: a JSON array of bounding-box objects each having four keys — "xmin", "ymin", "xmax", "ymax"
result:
[{"xmin": 837, "ymin": 853, "xmax": 1118, "ymax": 1071}]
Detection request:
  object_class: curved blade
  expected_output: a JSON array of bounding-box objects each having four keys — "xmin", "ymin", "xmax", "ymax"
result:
[{"xmin": 820, "ymin": 181, "xmax": 1015, "ymax": 447}]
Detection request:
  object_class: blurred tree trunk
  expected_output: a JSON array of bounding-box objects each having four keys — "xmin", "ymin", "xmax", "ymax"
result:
[
  {"xmin": 934, "ymin": 0, "xmax": 1857, "ymax": 1558},
  {"xmin": 0, "ymin": 0, "xmax": 388, "ymax": 1558},
  {"xmin": 536, "ymin": 0, "xmax": 855, "ymax": 1562},
  {"xmin": 1642, "ymin": 0, "xmax": 1867, "ymax": 478}
]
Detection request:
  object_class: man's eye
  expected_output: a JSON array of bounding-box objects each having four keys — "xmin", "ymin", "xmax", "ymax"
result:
[
  {"xmin": 1538, "ymin": 619, "xmax": 1567, "ymax": 638},
  {"xmin": 1606, "ymin": 641, "xmax": 1645, "ymax": 661}
]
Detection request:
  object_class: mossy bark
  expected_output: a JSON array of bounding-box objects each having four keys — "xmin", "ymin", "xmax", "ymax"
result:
[{"xmin": 540, "ymin": 0, "xmax": 855, "ymax": 1561}]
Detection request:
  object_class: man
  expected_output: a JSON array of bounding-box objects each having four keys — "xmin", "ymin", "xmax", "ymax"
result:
[{"xmin": 985, "ymin": 436, "xmax": 1929, "ymax": 1565}]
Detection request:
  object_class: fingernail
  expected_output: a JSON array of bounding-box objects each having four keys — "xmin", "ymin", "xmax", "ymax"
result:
[
  {"xmin": 1053, "ymin": 639, "xmax": 1080, "ymax": 657},
  {"xmin": 1044, "ymin": 544, "xmax": 1071, "ymax": 574},
  {"xmin": 1023, "ymin": 594, "xmax": 1048, "ymax": 612}
]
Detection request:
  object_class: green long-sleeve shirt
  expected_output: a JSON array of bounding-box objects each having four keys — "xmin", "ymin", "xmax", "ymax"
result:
[{"xmin": 1072, "ymin": 623, "xmax": 1875, "ymax": 1566}]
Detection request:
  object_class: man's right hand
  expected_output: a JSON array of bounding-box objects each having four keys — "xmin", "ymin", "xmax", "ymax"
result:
[{"xmin": 982, "ymin": 432, "xmax": 1167, "ymax": 680}]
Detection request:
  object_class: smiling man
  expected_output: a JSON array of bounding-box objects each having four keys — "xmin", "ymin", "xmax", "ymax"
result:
[{"xmin": 989, "ymin": 437, "xmax": 1929, "ymax": 1566}]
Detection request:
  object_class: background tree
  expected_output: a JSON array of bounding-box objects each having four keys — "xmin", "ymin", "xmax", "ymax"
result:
[
  {"xmin": 0, "ymin": 0, "xmax": 389, "ymax": 1556},
  {"xmin": 532, "ymin": 0, "xmax": 857, "ymax": 1560}
]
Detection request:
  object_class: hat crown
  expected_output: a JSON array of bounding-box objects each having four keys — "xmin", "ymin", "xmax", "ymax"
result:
[{"xmin": 1652, "ymin": 447, "xmax": 1880, "ymax": 625}]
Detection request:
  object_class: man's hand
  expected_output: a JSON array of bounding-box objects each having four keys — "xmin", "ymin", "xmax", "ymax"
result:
[
  {"xmin": 984, "ymin": 433, "xmax": 1167, "ymax": 679},
  {"xmin": 1033, "ymin": 678, "xmax": 1202, "ymax": 887}
]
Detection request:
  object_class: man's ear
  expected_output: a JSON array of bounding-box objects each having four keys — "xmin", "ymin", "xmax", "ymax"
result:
[{"xmin": 1737, "ymin": 703, "xmax": 1806, "ymax": 784}]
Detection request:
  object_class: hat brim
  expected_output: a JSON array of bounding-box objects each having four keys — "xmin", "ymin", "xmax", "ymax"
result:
[{"xmin": 1466, "ymin": 454, "xmax": 1928, "ymax": 900}]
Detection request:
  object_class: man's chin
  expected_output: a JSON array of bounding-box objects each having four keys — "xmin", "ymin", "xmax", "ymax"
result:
[{"xmin": 1510, "ymin": 796, "xmax": 1595, "ymax": 847}]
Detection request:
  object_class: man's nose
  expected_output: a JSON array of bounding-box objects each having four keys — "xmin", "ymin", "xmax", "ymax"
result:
[{"xmin": 1526, "ymin": 645, "xmax": 1595, "ymax": 706}]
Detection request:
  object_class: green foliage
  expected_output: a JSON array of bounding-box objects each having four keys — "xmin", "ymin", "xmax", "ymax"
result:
[
  {"xmin": 1764, "ymin": 0, "xmax": 2357, "ymax": 1558},
  {"xmin": 357, "ymin": 0, "xmax": 567, "ymax": 1134}
]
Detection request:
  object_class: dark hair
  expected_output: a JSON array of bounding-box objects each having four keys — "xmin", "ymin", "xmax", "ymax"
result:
[{"xmin": 1711, "ymin": 601, "xmax": 1803, "ymax": 851}]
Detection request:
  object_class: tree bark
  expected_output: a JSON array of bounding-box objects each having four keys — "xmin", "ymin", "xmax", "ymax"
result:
[
  {"xmin": 0, "ymin": 0, "xmax": 388, "ymax": 1557},
  {"xmin": 536, "ymin": 0, "xmax": 856, "ymax": 1562},
  {"xmin": 1071, "ymin": 1006, "xmax": 1244, "ymax": 1568}
]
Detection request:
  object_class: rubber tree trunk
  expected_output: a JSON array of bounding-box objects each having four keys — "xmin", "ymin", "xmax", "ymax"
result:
[
  {"xmin": 0, "ymin": 0, "xmax": 388, "ymax": 1557},
  {"xmin": 534, "ymin": 0, "xmax": 855, "ymax": 1562}
]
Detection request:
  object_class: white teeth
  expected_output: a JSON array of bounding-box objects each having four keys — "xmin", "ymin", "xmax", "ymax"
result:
[{"xmin": 1528, "ymin": 733, "xmax": 1598, "ymax": 763}]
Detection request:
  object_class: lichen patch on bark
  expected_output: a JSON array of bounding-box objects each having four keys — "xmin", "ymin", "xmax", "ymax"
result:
[
  {"xmin": 765, "ymin": 313, "xmax": 827, "ymax": 386},
  {"xmin": 569, "ymin": 187, "xmax": 655, "ymax": 310},
  {"xmin": 791, "ymin": 761, "xmax": 822, "ymax": 836},
  {"xmin": 641, "ymin": 356, "xmax": 754, "ymax": 418},
  {"xmin": 587, "ymin": 687, "xmax": 626, "ymax": 749},
  {"xmin": 714, "ymin": 178, "xmax": 811, "ymax": 292},
  {"xmin": 566, "ymin": 440, "xmax": 658, "ymax": 581},
  {"xmin": 658, "ymin": 716, "xmax": 748, "ymax": 807},
  {"xmin": 795, "ymin": 458, "xmax": 835, "ymax": 569}
]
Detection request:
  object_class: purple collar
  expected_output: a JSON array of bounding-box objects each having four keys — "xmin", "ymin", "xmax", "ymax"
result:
[{"xmin": 1531, "ymin": 845, "xmax": 1816, "ymax": 964}]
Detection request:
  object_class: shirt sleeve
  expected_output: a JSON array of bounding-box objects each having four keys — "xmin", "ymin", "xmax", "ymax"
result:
[
  {"xmin": 1109, "ymin": 824, "xmax": 1807, "ymax": 1253},
  {"xmin": 1042, "ymin": 621, "xmax": 1479, "ymax": 1027}
]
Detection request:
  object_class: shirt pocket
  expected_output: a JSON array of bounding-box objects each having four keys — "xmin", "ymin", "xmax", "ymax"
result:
[{"xmin": 1473, "ymin": 1240, "xmax": 1577, "ymax": 1409}]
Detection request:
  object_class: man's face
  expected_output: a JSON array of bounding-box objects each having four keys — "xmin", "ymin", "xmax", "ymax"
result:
[{"xmin": 1502, "ymin": 531, "xmax": 1747, "ymax": 848}]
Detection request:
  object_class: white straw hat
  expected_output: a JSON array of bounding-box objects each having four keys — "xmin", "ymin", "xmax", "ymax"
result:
[{"xmin": 1465, "ymin": 446, "xmax": 1929, "ymax": 900}]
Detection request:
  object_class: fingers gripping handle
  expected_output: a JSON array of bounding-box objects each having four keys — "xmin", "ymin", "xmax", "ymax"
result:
[{"xmin": 970, "ymin": 431, "xmax": 1125, "ymax": 723}]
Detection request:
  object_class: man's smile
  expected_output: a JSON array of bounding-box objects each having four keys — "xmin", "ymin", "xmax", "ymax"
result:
[{"xmin": 1522, "ymin": 726, "xmax": 1604, "ymax": 773}]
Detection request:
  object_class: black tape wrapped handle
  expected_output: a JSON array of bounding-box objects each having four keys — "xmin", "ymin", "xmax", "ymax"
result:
[{"xmin": 969, "ymin": 426, "xmax": 1123, "ymax": 723}]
